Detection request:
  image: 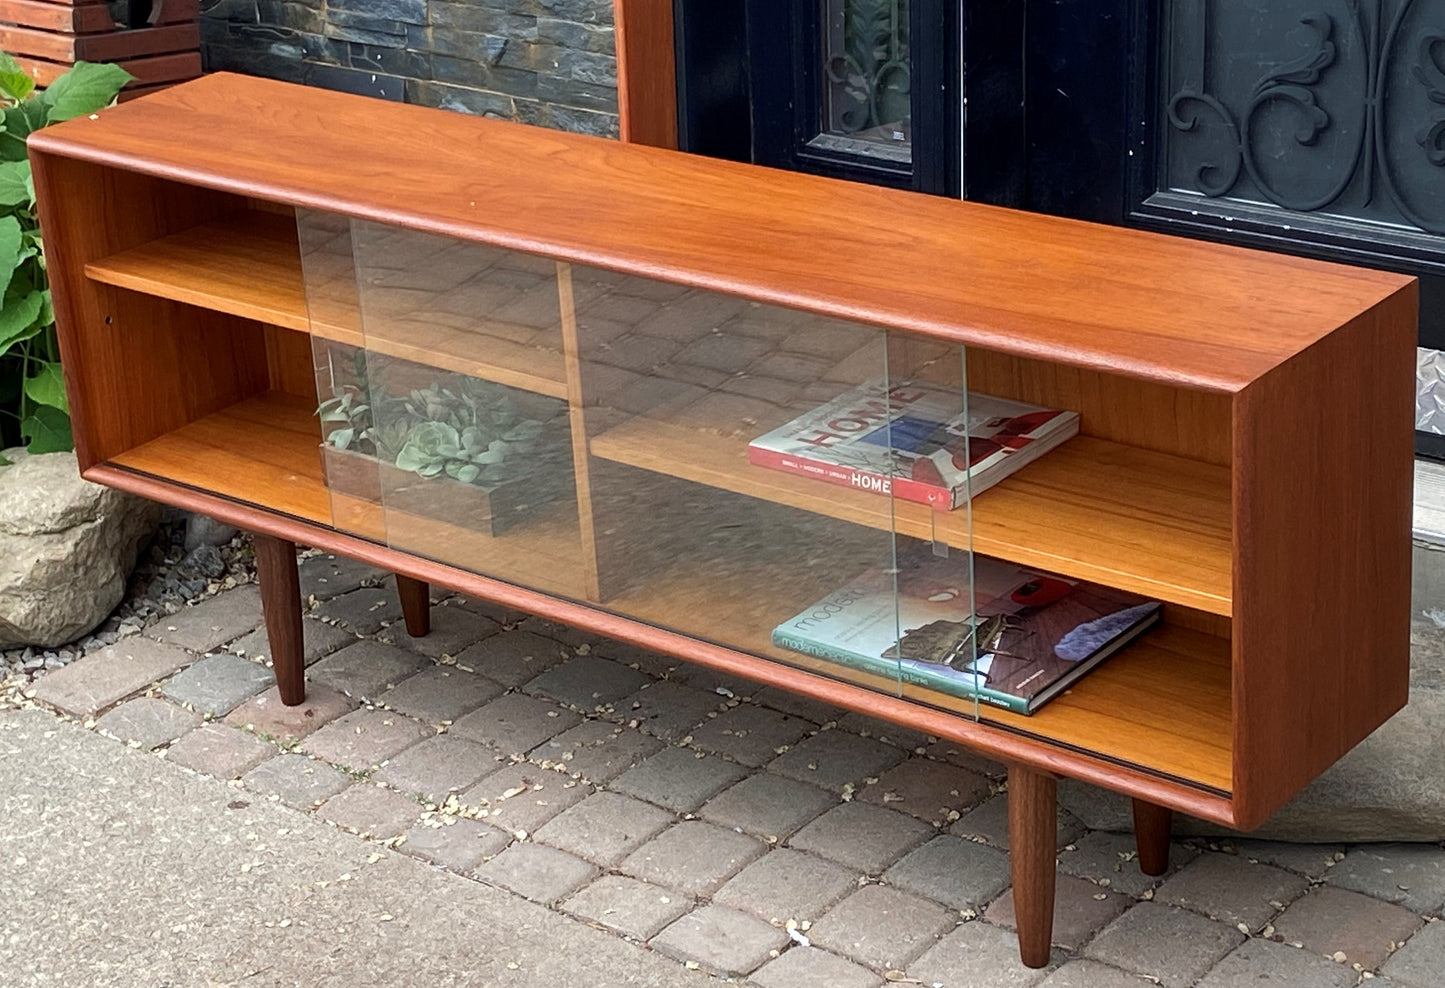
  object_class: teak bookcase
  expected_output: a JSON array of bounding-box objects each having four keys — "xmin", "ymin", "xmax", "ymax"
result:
[{"xmin": 29, "ymin": 74, "xmax": 1418, "ymax": 968}]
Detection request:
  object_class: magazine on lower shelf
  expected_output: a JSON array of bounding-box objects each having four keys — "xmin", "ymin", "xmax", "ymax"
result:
[
  {"xmin": 772, "ymin": 547, "xmax": 1161, "ymax": 714},
  {"xmin": 746, "ymin": 379, "xmax": 1079, "ymax": 510}
]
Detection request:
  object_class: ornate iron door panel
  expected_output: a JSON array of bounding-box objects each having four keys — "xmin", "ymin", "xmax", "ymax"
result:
[{"xmin": 1157, "ymin": 0, "xmax": 1445, "ymax": 245}]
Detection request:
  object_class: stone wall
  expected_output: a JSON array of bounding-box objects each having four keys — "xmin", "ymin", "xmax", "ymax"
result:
[{"xmin": 199, "ymin": 0, "xmax": 619, "ymax": 137}]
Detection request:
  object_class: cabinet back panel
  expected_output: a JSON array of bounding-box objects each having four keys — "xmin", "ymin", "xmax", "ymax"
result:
[{"xmin": 965, "ymin": 349, "xmax": 1232, "ymax": 467}]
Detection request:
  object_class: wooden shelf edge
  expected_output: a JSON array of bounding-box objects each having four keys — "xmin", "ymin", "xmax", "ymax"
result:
[{"xmin": 80, "ymin": 460, "xmax": 1243, "ymax": 826}]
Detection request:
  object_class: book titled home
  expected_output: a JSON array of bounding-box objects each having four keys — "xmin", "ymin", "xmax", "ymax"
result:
[
  {"xmin": 773, "ymin": 547, "xmax": 1161, "ymax": 714},
  {"xmin": 747, "ymin": 380, "xmax": 1079, "ymax": 509}
]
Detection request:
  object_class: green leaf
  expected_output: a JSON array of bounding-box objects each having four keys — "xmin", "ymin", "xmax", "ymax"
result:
[
  {"xmin": 0, "ymin": 215, "xmax": 22, "ymax": 297},
  {"xmin": 23, "ymin": 360, "xmax": 66, "ymax": 412},
  {"xmin": 20, "ymin": 403, "xmax": 71, "ymax": 453},
  {"xmin": 0, "ymin": 102, "xmax": 42, "ymax": 162},
  {"xmin": 0, "ymin": 160, "xmax": 31, "ymax": 207},
  {"xmin": 41, "ymin": 62, "xmax": 133, "ymax": 125},
  {"xmin": 0, "ymin": 289, "xmax": 43, "ymax": 353},
  {"xmin": 0, "ymin": 53, "xmax": 35, "ymax": 103}
]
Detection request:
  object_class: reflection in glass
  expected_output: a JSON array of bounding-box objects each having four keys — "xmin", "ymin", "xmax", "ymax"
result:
[{"xmin": 820, "ymin": 0, "xmax": 912, "ymax": 162}]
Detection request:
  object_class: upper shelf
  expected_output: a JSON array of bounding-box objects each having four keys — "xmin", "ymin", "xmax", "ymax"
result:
[
  {"xmin": 86, "ymin": 210, "xmax": 310, "ymax": 332},
  {"xmin": 34, "ymin": 72, "xmax": 1414, "ymax": 393},
  {"xmin": 84, "ymin": 211, "xmax": 569, "ymax": 399},
  {"xmin": 590, "ymin": 418, "xmax": 1233, "ymax": 615}
]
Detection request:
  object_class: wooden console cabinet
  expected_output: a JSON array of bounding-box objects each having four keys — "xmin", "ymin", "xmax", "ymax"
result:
[{"xmin": 30, "ymin": 74, "xmax": 1417, "ymax": 967}]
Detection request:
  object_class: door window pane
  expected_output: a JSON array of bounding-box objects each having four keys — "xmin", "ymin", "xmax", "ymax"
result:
[{"xmin": 819, "ymin": 0, "xmax": 912, "ymax": 163}]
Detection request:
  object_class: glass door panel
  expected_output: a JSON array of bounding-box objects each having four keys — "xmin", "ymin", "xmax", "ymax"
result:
[{"xmin": 345, "ymin": 221, "xmax": 585, "ymax": 599}]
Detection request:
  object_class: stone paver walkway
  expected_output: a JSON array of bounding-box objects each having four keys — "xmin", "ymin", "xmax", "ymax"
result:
[{"xmin": 13, "ymin": 551, "xmax": 1445, "ymax": 987}]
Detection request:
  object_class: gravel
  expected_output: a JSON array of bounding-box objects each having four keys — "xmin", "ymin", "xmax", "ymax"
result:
[{"xmin": 1, "ymin": 510, "xmax": 259, "ymax": 684}]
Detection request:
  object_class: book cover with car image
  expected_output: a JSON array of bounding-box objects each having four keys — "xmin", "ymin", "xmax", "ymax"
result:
[
  {"xmin": 772, "ymin": 547, "xmax": 1161, "ymax": 714},
  {"xmin": 746, "ymin": 379, "xmax": 1079, "ymax": 510}
]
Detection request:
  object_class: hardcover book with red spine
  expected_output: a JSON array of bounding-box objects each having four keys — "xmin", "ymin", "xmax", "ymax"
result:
[{"xmin": 746, "ymin": 380, "xmax": 1080, "ymax": 509}]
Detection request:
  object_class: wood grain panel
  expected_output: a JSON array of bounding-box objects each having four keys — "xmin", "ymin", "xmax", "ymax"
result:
[
  {"xmin": 73, "ymin": 22, "xmax": 198, "ymax": 62},
  {"xmin": 109, "ymin": 390, "xmax": 332, "ymax": 524},
  {"xmin": 590, "ymin": 419, "xmax": 1233, "ymax": 614},
  {"xmin": 86, "ymin": 211, "xmax": 309, "ymax": 331},
  {"xmin": 29, "ymin": 73, "xmax": 1414, "ymax": 392},
  {"xmin": 965, "ymin": 349, "xmax": 1233, "ymax": 466},
  {"xmin": 1230, "ymin": 287, "xmax": 1417, "ymax": 827},
  {"xmin": 0, "ymin": 0, "xmax": 113, "ymax": 32},
  {"xmin": 265, "ymin": 324, "xmax": 317, "ymax": 398},
  {"xmin": 613, "ymin": 0, "xmax": 677, "ymax": 148},
  {"xmin": 28, "ymin": 152, "xmax": 260, "ymax": 468}
]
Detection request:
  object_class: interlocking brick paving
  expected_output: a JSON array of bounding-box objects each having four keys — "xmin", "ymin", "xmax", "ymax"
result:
[
  {"xmin": 620, "ymin": 820, "xmax": 766, "ymax": 897},
  {"xmin": 650, "ymin": 904, "xmax": 790, "ymax": 978},
  {"xmin": 161, "ymin": 653, "xmax": 273, "ymax": 717},
  {"xmin": 31, "ymin": 637, "xmax": 194, "ymax": 717},
  {"xmin": 147, "ymin": 584, "xmax": 262, "ymax": 652},
  {"xmin": 788, "ymin": 801, "xmax": 934, "ymax": 875},
  {"xmin": 1270, "ymin": 886, "xmax": 1423, "ymax": 971},
  {"xmin": 986, "ymin": 876, "xmax": 1133, "ymax": 951},
  {"xmin": 299, "ymin": 707, "xmax": 432, "ymax": 771},
  {"xmin": 1083, "ymin": 904, "xmax": 1245, "ymax": 988},
  {"xmin": 307, "ymin": 641, "xmax": 427, "ymax": 701},
  {"xmin": 713, "ymin": 847, "xmax": 858, "ymax": 925},
  {"xmin": 1155, "ymin": 852, "xmax": 1310, "ymax": 931},
  {"xmin": 319, "ymin": 783, "xmax": 424, "ymax": 839},
  {"xmin": 808, "ymin": 883, "xmax": 956, "ymax": 971},
  {"xmin": 94, "ymin": 697, "xmax": 200, "ymax": 750},
  {"xmin": 163, "ymin": 723, "xmax": 275, "ymax": 779},
  {"xmin": 400, "ymin": 818, "xmax": 512, "ymax": 873},
  {"xmin": 533, "ymin": 791, "xmax": 673, "ymax": 868},
  {"xmin": 475, "ymin": 843, "xmax": 599, "ymax": 906},
  {"xmin": 43, "ymin": 577, "xmax": 1445, "ymax": 987},
  {"xmin": 562, "ymin": 875, "xmax": 692, "ymax": 940},
  {"xmin": 376, "ymin": 666, "xmax": 505, "ymax": 724}
]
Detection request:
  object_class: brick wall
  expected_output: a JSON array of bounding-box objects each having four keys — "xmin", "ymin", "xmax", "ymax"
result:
[{"xmin": 199, "ymin": 0, "xmax": 619, "ymax": 137}]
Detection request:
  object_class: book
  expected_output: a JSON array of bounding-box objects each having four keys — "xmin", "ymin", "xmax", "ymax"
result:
[
  {"xmin": 772, "ymin": 547, "xmax": 1161, "ymax": 714},
  {"xmin": 747, "ymin": 379, "xmax": 1079, "ymax": 510}
]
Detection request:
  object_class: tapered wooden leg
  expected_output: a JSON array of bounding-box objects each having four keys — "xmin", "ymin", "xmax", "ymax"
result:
[
  {"xmin": 1133, "ymin": 798, "xmax": 1173, "ymax": 877},
  {"xmin": 395, "ymin": 574, "xmax": 431, "ymax": 638},
  {"xmin": 253, "ymin": 532, "xmax": 305, "ymax": 706},
  {"xmin": 1008, "ymin": 764, "xmax": 1058, "ymax": 969}
]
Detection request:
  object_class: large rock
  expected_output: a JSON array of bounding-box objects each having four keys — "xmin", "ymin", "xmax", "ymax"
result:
[
  {"xmin": 0, "ymin": 448, "xmax": 161, "ymax": 648},
  {"xmin": 1060, "ymin": 543, "xmax": 1445, "ymax": 842}
]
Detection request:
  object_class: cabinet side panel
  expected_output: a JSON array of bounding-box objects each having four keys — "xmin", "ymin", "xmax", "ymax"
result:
[
  {"xmin": 29, "ymin": 152, "xmax": 258, "ymax": 467},
  {"xmin": 1231, "ymin": 284, "xmax": 1417, "ymax": 829}
]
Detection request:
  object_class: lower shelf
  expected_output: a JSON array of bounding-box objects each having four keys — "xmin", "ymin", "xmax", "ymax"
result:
[
  {"xmin": 107, "ymin": 390, "xmax": 590, "ymax": 600},
  {"xmin": 605, "ymin": 554, "xmax": 1233, "ymax": 793}
]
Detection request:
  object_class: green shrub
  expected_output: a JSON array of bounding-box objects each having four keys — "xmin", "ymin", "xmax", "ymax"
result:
[{"xmin": 0, "ymin": 54, "xmax": 130, "ymax": 460}]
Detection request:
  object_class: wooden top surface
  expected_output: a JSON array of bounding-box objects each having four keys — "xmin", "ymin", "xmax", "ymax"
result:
[{"xmin": 31, "ymin": 73, "xmax": 1414, "ymax": 392}]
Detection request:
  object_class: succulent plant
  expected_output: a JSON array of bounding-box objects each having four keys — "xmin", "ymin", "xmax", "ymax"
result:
[
  {"xmin": 317, "ymin": 384, "xmax": 371, "ymax": 453},
  {"xmin": 318, "ymin": 355, "xmax": 553, "ymax": 490}
]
